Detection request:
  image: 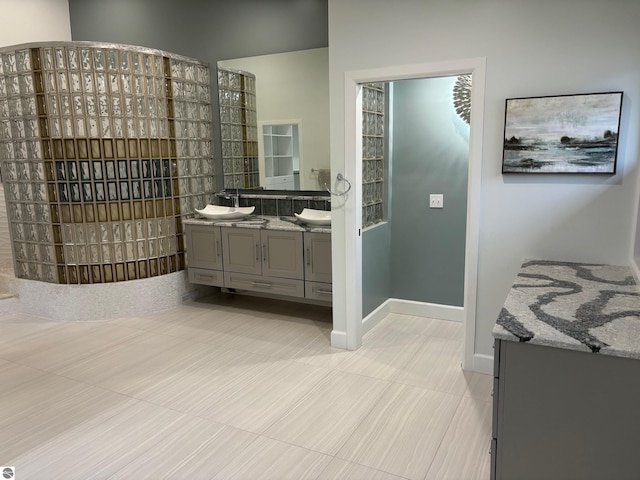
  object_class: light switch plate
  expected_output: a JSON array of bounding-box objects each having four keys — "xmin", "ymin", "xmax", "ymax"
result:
[{"xmin": 429, "ymin": 194, "xmax": 444, "ymax": 208}]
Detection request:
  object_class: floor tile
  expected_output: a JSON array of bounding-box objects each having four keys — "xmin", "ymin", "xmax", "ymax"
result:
[
  {"xmin": 318, "ymin": 458, "xmax": 410, "ymax": 480},
  {"xmin": 0, "ymin": 383, "xmax": 131, "ymax": 460},
  {"xmin": 53, "ymin": 330, "xmax": 189, "ymax": 391},
  {"xmin": 337, "ymin": 383, "xmax": 461, "ymax": 480},
  {"xmin": 425, "ymin": 397, "xmax": 492, "ymax": 480},
  {"xmin": 12, "ymin": 399, "xmax": 186, "ymax": 480},
  {"xmin": 394, "ymin": 335, "xmax": 470, "ymax": 395},
  {"xmin": 210, "ymin": 435, "xmax": 332, "ymax": 480},
  {"xmin": 186, "ymin": 358, "xmax": 332, "ymax": 433},
  {"xmin": 107, "ymin": 419, "xmax": 259, "ymax": 480},
  {"xmin": 264, "ymin": 370, "xmax": 391, "ymax": 455}
]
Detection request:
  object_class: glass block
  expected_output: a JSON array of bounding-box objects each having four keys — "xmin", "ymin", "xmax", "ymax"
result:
[
  {"xmin": 64, "ymin": 244, "xmax": 76, "ymax": 264},
  {"xmin": 82, "ymin": 182, "xmax": 92, "ymax": 202},
  {"xmin": 126, "ymin": 118, "xmax": 136, "ymax": 137},
  {"xmin": 10, "ymin": 119, "xmax": 25, "ymax": 139},
  {"xmin": 114, "ymin": 243, "xmax": 124, "ymax": 262},
  {"xmin": 8, "ymin": 96, "xmax": 22, "ymax": 118},
  {"xmin": 120, "ymin": 51, "xmax": 130, "ymax": 72},
  {"xmin": 35, "ymin": 203, "xmax": 50, "ymax": 224},
  {"xmin": 106, "ymin": 182, "xmax": 117, "ymax": 201},
  {"xmin": 18, "ymin": 74, "xmax": 34, "ymax": 94},
  {"xmin": 101, "ymin": 117, "xmax": 111, "ymax": 136},
  {"xmin": 5, "ymin": 75, "xmax": 19, "ymax": 96},
  {"xmin": 0, "ymin": 121, "xmax": 11, "ymax": 140},
  {"xmin": 42, "ymin": 48, "xmax": 54, "ymax": 70},
  {"xmin": 98, "ymin": 94, "xmax": 109, "ymax": 116},
  {"xmin": 63, "ymin": 117, "xmax": 73, "ymax": 137},
  {"xmin": 6, "ymin": 182, "xmax": 18, "ymax": 200},
  {"xmin": 89, "ymin": 244, "xmax": 100, "ymax": 263},
  {"xmin": 3, "ymin": 52, "xmax": 17, "ymax": 73},
  {"xmin": 32, "ymin": 182, "xmax": 47, "ymax": 202},
  {"xmin": 136, "ymin": 97, "xmax": 147, "ymax": 116},
  {"xmin": 102, "ymin": 245, "xmax": 111, "ymax": 263},
  {"xmin": 93, "ymin": 49, "xmax": 104, "ymax": 71},
  {"xmin": 121, "ymin": 73, "xmax": 131, "ymax": 94},
  {"xmin": 107, "ymin": 50, "xmax": 118, "ymax": 71},
  {"xmin": 95, "ymin": 183, "xmax": 105, "ymax": 201},
  {"xmin": 82, "ymin": 72, "xmax": 94, "ymax": 93},
  {"xmin": 80, "ymin": 48, "xmax": 91, "ymax": 70},
  {"xmin": 109, "ymin": 73, "xmax": 120, "ymax": 93},
  {"xmin": 19, "ymin": 183, "xmax": 31, "ymax": 201},
  {"xmin": 134, "ymin": 75, "xmax": 144, "ymax": 95},
  {"xmin": 70, "ymin": 72, "xmax": 81, "ymax": 93}
]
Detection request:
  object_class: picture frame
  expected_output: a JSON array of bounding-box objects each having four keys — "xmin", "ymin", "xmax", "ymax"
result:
[{"xmin": 502, "ymin": 91, "xmax": 623, "ymax": 174}]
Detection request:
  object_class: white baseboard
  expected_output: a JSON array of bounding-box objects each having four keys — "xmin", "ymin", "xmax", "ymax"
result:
[
  {"xmin": 362, "ymin": 300, "xmax": 391, "ymax": 334},
  {"xmin": 331, "ymin": 330, "xmax": 347, "ymax": 349},
  {"xmin": 388, "ymin": 298, "xmax": 464, "ymax": 322},
  {"xmin": 472, "ymin": 353, "xmax": 494, "ymax": 375}
]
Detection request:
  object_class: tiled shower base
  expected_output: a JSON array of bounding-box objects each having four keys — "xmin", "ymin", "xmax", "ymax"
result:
[{"xmin": 1, "ymin": 270, "xmax": 201, "ymax": 320}]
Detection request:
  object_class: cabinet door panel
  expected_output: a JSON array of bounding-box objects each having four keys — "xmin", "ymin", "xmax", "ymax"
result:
[
  {"xmin": 185, "ymin": 224, "xmax": 222, "ymax": 270},
  {"xmin": 261, "ymin": 230, "xmax": 303, "ymax": 279},
  {"xmin": 222, "ymin": 227, "xmax": 261, "ymax": 274},
  {"xmin": 304, "ymin": 232, "xmax": 332, "ymax": 283}
]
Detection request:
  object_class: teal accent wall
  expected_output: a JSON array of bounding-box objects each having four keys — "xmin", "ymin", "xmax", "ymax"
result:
[
  {"xmin": 362, "ymin": 222, "xmax": 391, "ymax": 316},
  {"xmin": 389, "ymin": 76, "xmax": 469, "ymax": 307}
]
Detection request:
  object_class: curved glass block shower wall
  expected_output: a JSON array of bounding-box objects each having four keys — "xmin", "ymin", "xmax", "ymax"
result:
[{"xmin": 0, "ymin": 42, "xmax": 214, "ymax": 284}]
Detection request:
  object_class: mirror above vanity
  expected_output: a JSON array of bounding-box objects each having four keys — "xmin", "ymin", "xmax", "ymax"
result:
[{"xmin": 217, "ymin": 48, "xmax": 330, "ymax": 192}]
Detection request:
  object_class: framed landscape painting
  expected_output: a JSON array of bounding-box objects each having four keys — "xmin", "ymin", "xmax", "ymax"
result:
[{"xmin": 502, "ymin": 92, "xmax": 623, "ymax": 174}]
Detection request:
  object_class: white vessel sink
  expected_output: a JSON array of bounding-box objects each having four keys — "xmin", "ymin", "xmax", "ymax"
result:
[
  {"xmin": 195, "ymin": 204, "xmax": 255, "ymax": 220},
  {"xmin": 294, "ymin": 208, "xmax": 331, "ymax": 226}
]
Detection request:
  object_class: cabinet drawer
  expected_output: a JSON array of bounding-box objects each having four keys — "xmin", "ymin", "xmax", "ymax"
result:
[
  {"xmin": 305, "ymin": 281, "xmax": 332, "ymax": 302},
  {"xmin": 189, "ymin": 267, "xmax": 224, "ymax": 287},
  {"xmin": 224, "ymin": 271, "xmax": 305, "ymax": 298}
]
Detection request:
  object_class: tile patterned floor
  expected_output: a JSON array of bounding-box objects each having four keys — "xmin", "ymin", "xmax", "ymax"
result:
[{"xmin": 0, "ymin": 292, "xmax": 492, "ymax": 479}]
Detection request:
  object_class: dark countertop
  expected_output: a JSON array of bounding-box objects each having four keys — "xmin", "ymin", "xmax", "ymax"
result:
[{"xmin": 183, "ymin": 215, "xmax": 331, "ymax": 234}]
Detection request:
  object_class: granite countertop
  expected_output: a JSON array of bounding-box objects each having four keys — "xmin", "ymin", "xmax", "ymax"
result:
[
  {"xmin": 183, "ymin": 215, "xmax": 331, "ymax": 234},
  {"xmin": 493, "ymin": 259, "xmax": 640, "ymax": 360}
]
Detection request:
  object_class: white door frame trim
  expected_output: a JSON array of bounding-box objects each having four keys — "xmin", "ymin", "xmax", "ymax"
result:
[{"xmin": 332, "ymin": 57, "xmax": 486, "ymax": 371}]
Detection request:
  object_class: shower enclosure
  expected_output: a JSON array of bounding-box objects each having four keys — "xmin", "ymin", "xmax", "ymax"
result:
[{"xmin": 0, "ymin": 42, "xmax": 214, "ymax": 284}]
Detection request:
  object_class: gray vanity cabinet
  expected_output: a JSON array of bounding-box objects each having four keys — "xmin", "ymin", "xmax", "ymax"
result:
[
  {"xmin": 184, "ymin": 224, "xmax": 223, "ymax": 287},
  {"xmin": 491, "ymin": 339, "xmax": 640, "ymax": 480},
  {"xmin": 221, "ymin": 227, "xmax": 305, "ymax": 298},
  {"xmin": 304, "ymin": 232, "xmax": 332, "ymax": 301},
  {"xmin": 221, "ymin": 228, "xmax": 262, "ymax": 275}
]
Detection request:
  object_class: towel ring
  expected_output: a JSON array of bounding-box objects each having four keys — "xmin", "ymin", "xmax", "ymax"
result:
[{"xmin": 325, "ymin": 173, "xmax": 352, "ymax": 196}]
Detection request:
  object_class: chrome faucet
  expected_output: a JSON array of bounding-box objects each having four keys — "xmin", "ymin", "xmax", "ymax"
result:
[{"xmin": 223, "ymin": 188, "xmax": 240, "ymax": 208}]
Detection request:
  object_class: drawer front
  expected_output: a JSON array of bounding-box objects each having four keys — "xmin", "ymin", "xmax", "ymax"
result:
[
  {"xmin": 224, "ymin": 272, "xmax": 305, "ymax": 298},
  {"xmin": 305, "ymin": 281, "xmax": 332, "ymax": 302},
  {"xmin": 189, "ymin": 267, "xmax": 224, "ymax": 287}
]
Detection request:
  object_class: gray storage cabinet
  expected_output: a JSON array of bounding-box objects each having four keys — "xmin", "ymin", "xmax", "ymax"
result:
[{"xmin": 492, "ymin": 339, "xmax": 640, "ymax": 480}]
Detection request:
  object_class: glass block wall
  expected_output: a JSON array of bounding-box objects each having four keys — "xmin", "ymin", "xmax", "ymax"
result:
[
  {"xmin": 362, "ymin": 83, "xmax": 385, "ymax": 228},
  {"xmin": 0, "ymin": 42, "xmax": 214, "ymax": 284},
  {"xmin": 217, "ymin": 66, "xmax": 259, "ymax": 189}
]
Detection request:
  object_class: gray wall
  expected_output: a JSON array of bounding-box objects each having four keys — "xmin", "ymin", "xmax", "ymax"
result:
[
  {"xmin": 68, "ymin": 0, "xmax": 328, "ymax": 190},
  {"xmin": 389, "ymin": 77, "xmax": 468, "ymax": 306}
]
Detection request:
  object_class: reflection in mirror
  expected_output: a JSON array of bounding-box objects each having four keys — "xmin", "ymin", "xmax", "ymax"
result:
[
  {"xmin": 217, "ymin": 48, "xmax": 329, "ymax": 191},
  {"xmin": 217, "ymin": 67, "xmax": 260, "ymax": 189}
]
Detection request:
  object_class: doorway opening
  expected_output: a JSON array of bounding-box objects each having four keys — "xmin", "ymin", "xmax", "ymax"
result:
[{"xmin": 332, "ymin": 58, "xmax": 485, "ymax": 372}]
